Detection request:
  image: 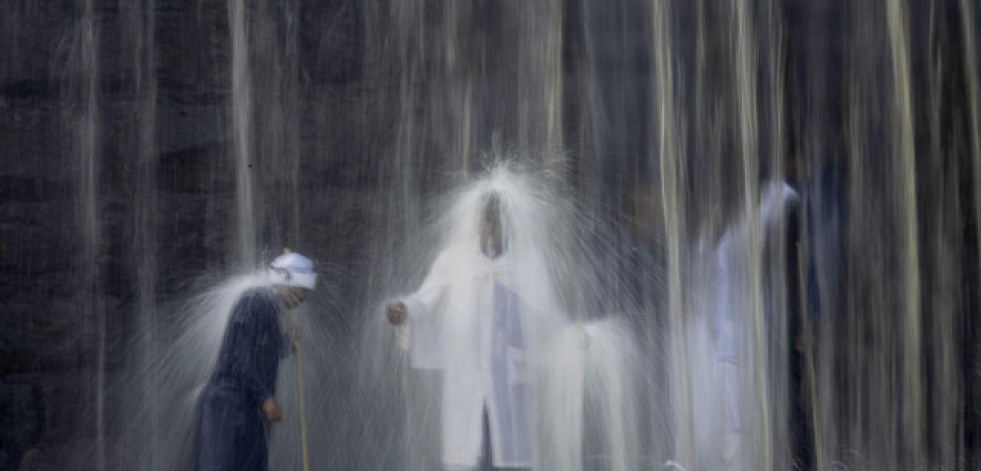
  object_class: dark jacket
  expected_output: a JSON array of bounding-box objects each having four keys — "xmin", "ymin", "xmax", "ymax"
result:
[{"xmin": 194, "ymin": 287, "xmax": 291, "ymax": 471}]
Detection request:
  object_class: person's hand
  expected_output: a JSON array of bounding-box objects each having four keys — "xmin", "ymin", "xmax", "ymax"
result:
[
  {"xmin": 262, "ymin": 397, "xmax": 282, "ymax": 422},
  {"xmin": 386, "ymin": 301, "xmax": 407, "ymax": 326}
]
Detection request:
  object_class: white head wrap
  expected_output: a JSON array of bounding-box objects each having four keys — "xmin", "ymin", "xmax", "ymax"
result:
[{"xmin": 269, "ymin": 251, "xmax": 317, "ymax": 290}]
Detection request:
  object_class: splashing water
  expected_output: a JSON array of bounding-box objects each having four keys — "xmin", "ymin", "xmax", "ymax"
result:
[
  {"xmin": 5, "ymin": 1, "xmax": 981, "ymax": 470},
  {"xmin": 352, "ymin": 164, "xmax": 640, "ymax": 471}
]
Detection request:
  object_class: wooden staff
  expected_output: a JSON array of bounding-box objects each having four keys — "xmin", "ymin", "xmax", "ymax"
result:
[
  {"xmin": 294, "ymin": 330, "xmax": 310, "ymax": 471},
  {"xmin": 280, "ymin": 247, "xmax": 310, "ymax": 470}
]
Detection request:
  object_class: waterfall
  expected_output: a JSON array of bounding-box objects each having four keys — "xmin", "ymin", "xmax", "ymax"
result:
[
  {"xmin": 3, "ymin": 1, "xmax": 981, "ymax": 469},
  {"xmin": 76, "ymin": 0, "xmax": 106, "ymax": 469},
  {"xmin": 130, "ymin": 0, "xmax": 159, "ymax": 468},
  {"xmin": 229, "ymin": 0, "xmax": 256, "ymax": 269}
]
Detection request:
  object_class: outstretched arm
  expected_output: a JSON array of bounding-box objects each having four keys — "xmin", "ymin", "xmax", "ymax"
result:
[{"xmin": 387, "ymin": 248, "xmax": 454, "ymax": 325}]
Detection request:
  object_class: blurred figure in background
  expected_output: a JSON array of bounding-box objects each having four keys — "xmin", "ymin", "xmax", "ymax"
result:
[
  {"xmin": 194, "ymin": 251, "xmax": 316, "ymax": 471},
  {"xmin": 691, "ymin": 181, "xmax": 798, "ymax": 471}
]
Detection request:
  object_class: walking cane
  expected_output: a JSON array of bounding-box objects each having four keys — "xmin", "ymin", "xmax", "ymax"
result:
[
  {"xmin": 279, "ymin": 247, "xmax": 312, "ymax": 471},
  {"xmin": 294, "ymin": 325, "xmax": 311, "ymax": 471}
]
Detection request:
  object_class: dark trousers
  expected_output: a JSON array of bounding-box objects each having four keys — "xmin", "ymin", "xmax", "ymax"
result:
[{"xmin": 194, "ymin": 386, "xmax": 268, "ymax": 471}]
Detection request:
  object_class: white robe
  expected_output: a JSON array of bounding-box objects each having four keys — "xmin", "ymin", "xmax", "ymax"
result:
[
  {"xmin": 718, "ymin": 181, "xmax": 798, "ymax": 423},
  {"xmin": 690, "ymin": 181, "xmax": 797, "ymax": 468},
  {"xmin": 399, "ymin": 243, "xmax": 561, "ymax": 468}
]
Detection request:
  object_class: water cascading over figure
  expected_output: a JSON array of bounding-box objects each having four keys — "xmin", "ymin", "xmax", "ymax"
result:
[
  {"xmin": 384, "ymin": 172, "xmax": 593, "ymax": 470},
  {"xmin": 193, "ymin": 252, "xmax": 317, "ymax": 471},
  {"xmin": 688, "ymin": 181, "xmax": 797, "ymax": 471}
]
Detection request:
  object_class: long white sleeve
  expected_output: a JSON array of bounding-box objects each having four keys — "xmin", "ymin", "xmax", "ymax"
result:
[{"xmin": 401, "ymin": 247, "xmax": 457, "ymax": 369}]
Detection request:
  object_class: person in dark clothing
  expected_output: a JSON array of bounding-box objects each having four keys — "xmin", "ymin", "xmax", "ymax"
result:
[{"xmin": 194, "ymin": 251, "xmax": 317, "ymax": 471}]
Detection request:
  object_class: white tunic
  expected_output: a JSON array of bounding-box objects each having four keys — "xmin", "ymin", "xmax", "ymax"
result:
[
  {"xmin": 400, "ymin": 243, "xmax": 549, "ymax": 468},
  {"xmin": 699, "ymin": 181, "xmax": 799, "ymax": 433}
]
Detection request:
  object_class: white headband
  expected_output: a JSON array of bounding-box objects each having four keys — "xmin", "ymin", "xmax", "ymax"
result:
[{"xmin": 269, "ymin": 252, "xmax": 317, "ymax": 290}]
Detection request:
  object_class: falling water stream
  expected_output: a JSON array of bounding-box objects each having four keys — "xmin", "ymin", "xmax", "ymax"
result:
[
  {"xmin": 3, "ymin": 0, "xmax": 981, "ymax": 470},
  {"xmin": 229, "ymin": 0, "xmax": 256, "ymax": 269},
  {"xmin": 74, "ymin": 0, "xmax": 105, "ymax": 469}
]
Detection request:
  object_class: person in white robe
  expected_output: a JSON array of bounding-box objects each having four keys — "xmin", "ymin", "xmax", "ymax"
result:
[
  {"xmin": 386, "ymin": 192, "xmax": 571, "ymax": 470},
  {"xmin": 692, "ymin": 180, "xmax": 798, "ymax": 471}
]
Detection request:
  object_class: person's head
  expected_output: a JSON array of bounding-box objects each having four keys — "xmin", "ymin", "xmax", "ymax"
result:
[
  {"xmin": 480, "ymin": 193, "xmax": 505, "ymax": 258},
  {"xmin": 269, "ymin": 251, "xmax": 316, "ymax": 309}
]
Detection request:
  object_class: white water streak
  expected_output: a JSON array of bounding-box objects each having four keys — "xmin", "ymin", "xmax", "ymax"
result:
[
  {"xmin": 230, "ymin": 0, "xmax": 256, "ymax": 268},
  {"xmin": 960, "ymin": 0, "xmax": 981, "ymax": 338},
  {"xmin": 886, "ymin": 1, "xmax": 925, "ymax": 467},
  {"xmin": 79, "ymin": 0, "xmax": 105, "ymax": 468},
  {"xmin": 733, "ymin": 1, "xmax": 771, "ymax": 469},
  {"xmin": 651, "ymin": 0, "xmax": 694, "ymax": 468}
]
